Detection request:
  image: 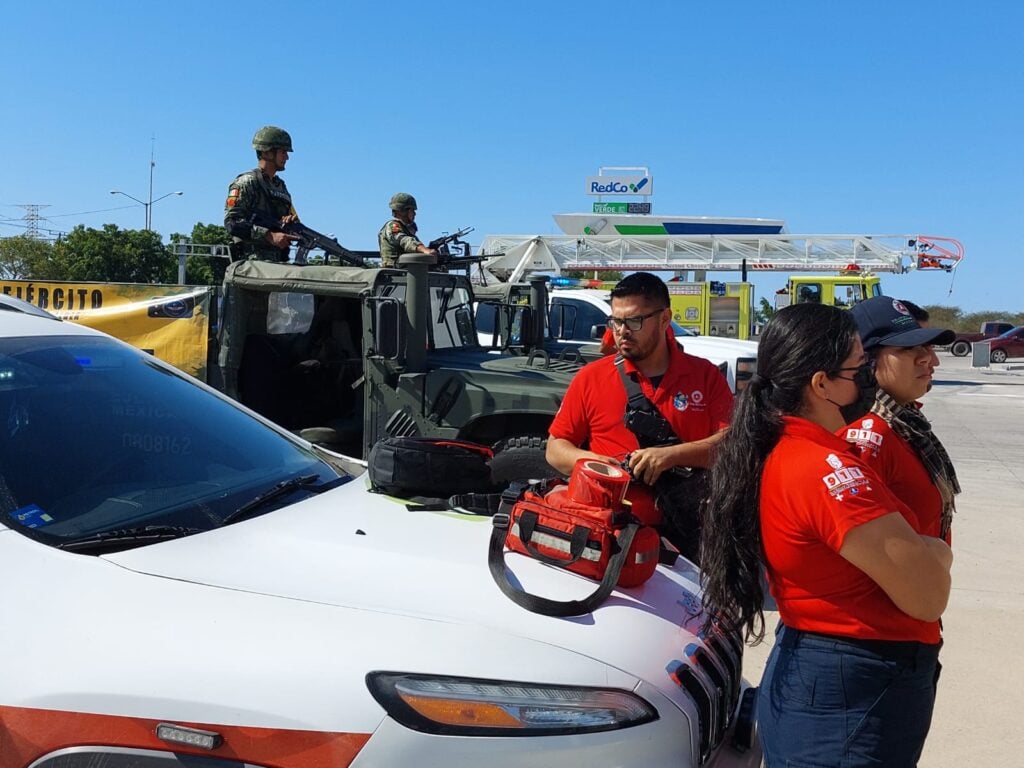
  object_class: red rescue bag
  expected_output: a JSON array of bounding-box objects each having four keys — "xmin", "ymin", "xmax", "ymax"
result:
[{"xmin": 488, "ymin": 474, "xmax": 660, "ymax": 617}]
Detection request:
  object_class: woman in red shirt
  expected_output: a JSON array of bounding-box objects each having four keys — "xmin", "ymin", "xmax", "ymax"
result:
[
  {"xmin": 701, "ymin": 303, "xmax": 952, "ymax": 767},
  {"xmin": 843, "ymin": 296, "xmax": 959, "ymax": 543}
]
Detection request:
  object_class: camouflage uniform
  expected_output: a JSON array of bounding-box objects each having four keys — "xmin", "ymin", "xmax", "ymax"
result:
[
  {"xmin": 378, "ymin": 218, "xmax": 426, "ymax": 268},
  {"xmin": 224, "ymin": 169, "xmax": 297, "ymax": 262}
]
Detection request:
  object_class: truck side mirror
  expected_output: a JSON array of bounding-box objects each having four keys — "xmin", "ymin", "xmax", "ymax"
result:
[{"xmin": 373, "ymin": 298, "xmax": 405, "ymax": 360}]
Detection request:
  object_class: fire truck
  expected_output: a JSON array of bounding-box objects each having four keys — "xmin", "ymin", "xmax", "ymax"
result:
[{"xmin": 476, "ymin": 232, "xmax": 964, "ymax": 340}]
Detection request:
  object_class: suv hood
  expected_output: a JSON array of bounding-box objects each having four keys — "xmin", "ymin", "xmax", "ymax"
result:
[{"xmin": 106, "ymin": 478, "xmax": 708, "ymax": 679}]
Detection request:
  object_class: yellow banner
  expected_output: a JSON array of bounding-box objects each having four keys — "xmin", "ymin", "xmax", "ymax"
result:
[{"xmin": 1, "ymin": 281, "xmax": 214, "ymax": 380}]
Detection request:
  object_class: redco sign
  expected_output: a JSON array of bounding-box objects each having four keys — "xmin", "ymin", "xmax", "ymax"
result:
[{"xmin": 585, "ymin": 176, "xmax": 653, "ymax": 196}]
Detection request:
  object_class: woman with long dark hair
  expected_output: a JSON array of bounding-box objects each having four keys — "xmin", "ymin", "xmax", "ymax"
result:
[{"xmin": 701, "ymin": 303, "xmax": 952, "ymax": 767}]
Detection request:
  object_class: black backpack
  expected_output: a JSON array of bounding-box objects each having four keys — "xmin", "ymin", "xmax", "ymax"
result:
[{"xmin": 367, "ymin": 437, "xmax": 499, "ymax": 500}]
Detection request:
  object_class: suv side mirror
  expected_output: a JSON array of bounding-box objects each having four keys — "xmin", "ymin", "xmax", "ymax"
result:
[{"xmin": 373, "ymin": 298, "xmax": 404, "ymax": 360}]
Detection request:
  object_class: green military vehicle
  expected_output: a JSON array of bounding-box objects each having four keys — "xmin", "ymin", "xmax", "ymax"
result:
[{"xmin": 217, "ymin": 255, "xmax": 583, "ymax": 480}]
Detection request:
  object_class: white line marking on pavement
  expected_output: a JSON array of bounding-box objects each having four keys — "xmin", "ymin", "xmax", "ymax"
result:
[{"xmin": 958, "ymin": 392, "xmax": 1024, "ymax": 398}]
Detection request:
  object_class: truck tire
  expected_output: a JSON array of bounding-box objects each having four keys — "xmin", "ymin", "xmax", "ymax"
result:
[
  {"xmin": 950, "ymin": 340, "xmax": 971, "ymax": 357},
  {"xmin": 490, "ymin": 436, "xmax": 558, "ymax": 483},
  {"xmin": 991, "ymin": 348, "xmax": 1008, "ymax": 363}
]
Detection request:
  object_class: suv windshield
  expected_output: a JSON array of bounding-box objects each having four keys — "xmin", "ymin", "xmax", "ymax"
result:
[{"xmin": 0, "ymin": 335, "xmax": 348, "ymax": 551}]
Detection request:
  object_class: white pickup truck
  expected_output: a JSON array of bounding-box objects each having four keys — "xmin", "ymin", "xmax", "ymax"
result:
[{"xmin": 546, "ymin": 289, "xmax": 758, "ymax": 392}]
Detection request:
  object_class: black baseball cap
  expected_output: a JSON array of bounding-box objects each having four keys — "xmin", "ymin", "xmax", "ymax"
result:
[{"xmin": 851, "ymin": 296, "xmax": 955, "ymax": 350}]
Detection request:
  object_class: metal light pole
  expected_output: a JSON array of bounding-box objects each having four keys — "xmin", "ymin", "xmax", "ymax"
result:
[{"xmin": 110, "ymin": 142, "xmax": 183, "ymax": 231}]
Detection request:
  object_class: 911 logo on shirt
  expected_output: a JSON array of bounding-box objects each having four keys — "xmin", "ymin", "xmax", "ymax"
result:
[
  {"xmin": 821, "ymin": 465, "xmax": 871, "ymax": 502},
  {"xmin": 845, "ymin": 427, "xmax": 884, "ymax": 456}
]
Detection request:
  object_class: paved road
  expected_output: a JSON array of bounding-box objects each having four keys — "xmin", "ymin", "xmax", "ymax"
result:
[{"xmin": 740, "ymin": 352, "xmax": 1024, "ymax": 766}]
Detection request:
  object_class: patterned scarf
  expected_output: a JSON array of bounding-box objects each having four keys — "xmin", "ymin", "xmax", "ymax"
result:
[{"xmin": 870, "ymin": 390, "xmax": 960, "ymax": 538}]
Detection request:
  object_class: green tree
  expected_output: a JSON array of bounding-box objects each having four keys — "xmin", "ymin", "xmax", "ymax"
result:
[
  {"xmin": 754, "ymin": 297, "xmax": 776, "ymax": 326},
  {"xmin": 36, "ymin": 225, "xmax": 174, "ymax": 283},
  {"xmin": 0, "ymin": 235, "xmax": 54, "ymax": 279},
  {"xmin": 169, "ymin": 222, "xmax": 232, "ymax": 286},
  {"xmin": 922, "ymin": 305, "xmax": 963, "ymax": 330}
]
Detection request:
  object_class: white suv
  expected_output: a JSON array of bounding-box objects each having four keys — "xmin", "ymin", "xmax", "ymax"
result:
[
  {"xmin": 547, "ymin": 289, "xmax": 758, "ymax": 392},
  {"xmin": 0, "ymin": 313, "xmax": 760, "ymax": 768}
]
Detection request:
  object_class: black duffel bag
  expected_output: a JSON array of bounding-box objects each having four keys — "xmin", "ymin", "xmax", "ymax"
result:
[{"xmin": 368, "ymin": 437, "xmax": 499, "ymax": 500}]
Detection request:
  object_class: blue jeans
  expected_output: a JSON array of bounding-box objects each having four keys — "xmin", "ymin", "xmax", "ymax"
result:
[{"xmin": 759, "ymin": 624, "xmax": 941, "ymax": 768}]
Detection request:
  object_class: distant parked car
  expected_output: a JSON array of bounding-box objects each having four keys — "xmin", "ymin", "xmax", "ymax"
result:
[
  {"xmin": 949, "ymin": 321, "xmax": 1016, "ymax": 357},
  {"xmin": 988, "ymin": 326, "xmax": 1024, "ymax": 363}
]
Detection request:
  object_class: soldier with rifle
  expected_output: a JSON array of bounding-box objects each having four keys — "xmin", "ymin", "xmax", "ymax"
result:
[
  {"xmin": 224, "ymin": 126, "xmax": 300, "ymax": 262},
  {"xmin": 378, "ymin": 193, "xmax": 437, "ymax": 268},
  {"xmin": 247, "ymin": 211, "xmax": 366, "ymax": 267}
]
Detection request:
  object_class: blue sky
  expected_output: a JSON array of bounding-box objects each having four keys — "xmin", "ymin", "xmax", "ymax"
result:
[{"xmin": 2, "ymin": 1, "xmax": 1021, "ymax": 312}]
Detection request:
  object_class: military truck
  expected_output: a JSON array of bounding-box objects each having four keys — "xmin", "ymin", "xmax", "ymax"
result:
[{"xmin": 217, "ymin": 255, "xmax": 580, "ymax": 480}]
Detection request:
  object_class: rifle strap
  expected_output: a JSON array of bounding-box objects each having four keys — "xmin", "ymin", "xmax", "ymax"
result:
[{"xmin": 252, "ymin": 168, "xmax": 294, "ymax": 208}]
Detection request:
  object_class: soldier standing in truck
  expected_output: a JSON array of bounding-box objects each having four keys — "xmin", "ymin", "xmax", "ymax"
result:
[
  {"xmin": 224, "ymin": 126, "xmax": 299, "ymax": 262},
  {"xmin": 378, "ymin": 193, "xmax": 437, "ymax": 267}
]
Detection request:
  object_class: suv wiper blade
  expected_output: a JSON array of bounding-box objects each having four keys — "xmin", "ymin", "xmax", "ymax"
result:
[
  {"xmin": 57, "ymin": 525, "xmax": 204, "ymax": 552},
  {"xmin": 221, "ymin": 474, "xmax": 349, "ymax": 526}
]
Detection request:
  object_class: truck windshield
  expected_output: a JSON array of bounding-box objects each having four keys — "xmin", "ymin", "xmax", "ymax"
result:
[
  {"xmin": 430, "ymin": 283, "xmax": 477, "ymax": 349},
  {"xmin": 0, "ymin": 335, "xmax": 346, "ymax": 551}
]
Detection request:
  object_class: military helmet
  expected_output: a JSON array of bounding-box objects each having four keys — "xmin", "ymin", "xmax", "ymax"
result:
[
  {"xmin": 389, "ymin": 192, "xmax": 417, "ymax": 211},
  {"xmin": 252, "ymin": 126, "xmax": 293, "ymax": 152}
]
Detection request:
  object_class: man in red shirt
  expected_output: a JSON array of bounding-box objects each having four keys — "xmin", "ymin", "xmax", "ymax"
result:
[{"xmin": 546, "ymin": 273, "xmax": 733, "ymax": 530}]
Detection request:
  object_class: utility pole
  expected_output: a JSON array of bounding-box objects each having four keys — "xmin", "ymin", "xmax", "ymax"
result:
[
  {"xmin": 110, "ymin": 138, "xmax": 183, "ymax": 232},
  {"xmin": 148, "ymin": 136, "xmax": 155, "ymax": 231}
]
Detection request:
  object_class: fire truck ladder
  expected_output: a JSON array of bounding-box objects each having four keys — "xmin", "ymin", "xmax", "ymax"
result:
[{"xmin": 478, "ymin": 234, "xmax": 964, "ymax": 283}]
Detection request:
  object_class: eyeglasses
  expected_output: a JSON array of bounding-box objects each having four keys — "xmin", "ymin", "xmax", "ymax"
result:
[{"xmin": 606, "ymin": 308, "xmax": 666, "ymax": 332}]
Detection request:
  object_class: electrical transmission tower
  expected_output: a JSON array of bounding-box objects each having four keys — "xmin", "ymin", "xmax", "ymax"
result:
[{"xmin": 15, "ymin": 205, "xmax": 51, "ymax": 238}]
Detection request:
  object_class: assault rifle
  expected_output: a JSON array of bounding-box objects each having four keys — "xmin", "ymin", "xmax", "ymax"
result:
[
  {"xmin": 428, "ymin": 227, "xmax": 475, "ymax": 258},
  {"xmin": 251, "ymin": 212, "xmax": 366, "ymax": 267},
  {"xmin": 427, "ymin": 227, "xmax": 487, "ymax": 273}
]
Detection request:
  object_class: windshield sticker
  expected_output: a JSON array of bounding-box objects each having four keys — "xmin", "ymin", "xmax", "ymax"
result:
[{"xmin": 9, "ymin": 504, "xmax": 55, "ymax": 528}]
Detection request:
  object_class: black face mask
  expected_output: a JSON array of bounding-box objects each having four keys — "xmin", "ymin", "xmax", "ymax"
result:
[{"xmin": 828, "ymin": 363, "xmax": 878, "ymax": 424}]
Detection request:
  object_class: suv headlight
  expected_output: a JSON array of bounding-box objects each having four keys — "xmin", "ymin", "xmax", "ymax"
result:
[{"xmin": 366, "ymin": 672, "xmax": 658, "ymax": 736}]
